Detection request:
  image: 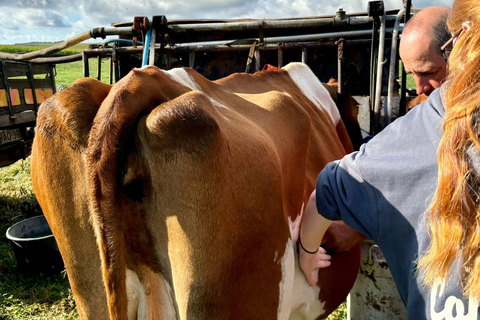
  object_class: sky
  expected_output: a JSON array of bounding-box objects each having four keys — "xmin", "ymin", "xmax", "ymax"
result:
[{"xmin": 0, "ymin": 0, "xmax": 454, "ymax": 45}]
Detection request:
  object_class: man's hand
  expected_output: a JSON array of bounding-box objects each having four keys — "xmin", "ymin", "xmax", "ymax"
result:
[
  {"xmin": 322, "ymin": 221, "xmax": 367, "ymax": 252},
  {"xmin": 298, "ymin": 245, "xmax": 332, "ymax": 287}
]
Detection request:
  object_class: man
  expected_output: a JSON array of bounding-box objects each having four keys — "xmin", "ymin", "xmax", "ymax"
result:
[
  {"xmin": 399, "ymin": 6, "xmax": 451, "ymax": 97},
  {"xmin": 321, "ymin": 4, "xmax": 453, "ymax": 280}
]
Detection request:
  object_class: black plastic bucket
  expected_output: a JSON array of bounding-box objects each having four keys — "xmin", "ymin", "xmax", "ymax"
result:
[{"xmin": 6, "ymin": 215, "xmax": 64, "ymax": 273}]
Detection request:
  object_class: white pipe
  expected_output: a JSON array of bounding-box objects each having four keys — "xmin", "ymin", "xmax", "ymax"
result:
[
  {"xmin": 386, "ymin": 8, "xmax": 406, "ymax": 125},
  {"xmin": 0, "ymin": 27, "xmax": 132, "ymax": 61},
  {"xmin": 374, "ymin": 12, "xmax": 386, "ymax": 132},
  {"xmin": 149, "ymin": 28, "xmax": 156, "ymax": 65}
]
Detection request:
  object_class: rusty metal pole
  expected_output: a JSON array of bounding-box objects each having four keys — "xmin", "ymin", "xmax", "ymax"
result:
[
  {"xmin": 254, "ymin": 50, "xmax": 261, "ymax": 72},
  {"xmin": 278, "ymin": 47, "xmax": 283, "ymax": 68},
  {"xmin": 245, "ymin": 41, "xmax": 257, "ymax": 73},
  {"xmin": 337, "ymin": 38, "xmax": 344, "ymax": 95}
]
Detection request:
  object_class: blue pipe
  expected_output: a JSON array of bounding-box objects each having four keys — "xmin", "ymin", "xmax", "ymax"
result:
[{"xmin": 142, "ymin": 27, "xmax": 152, "ymax": 67}]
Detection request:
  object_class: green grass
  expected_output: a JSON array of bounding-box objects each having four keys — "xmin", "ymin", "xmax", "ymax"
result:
[
  {"xmin": 0, "ymin": 158, "xmax": 78, "ymax": 320},
  {"xmin": 0, "ymin": 45, "xmax": 84, "ymax": 58},
  {"xmin": 399, "ymin": 60, "xmax": 417, "ymax": 93},
  {"xmin": 328, "ymin": 302, "xmax": 347, "ymax": 320},
  {"xmin": 55, "ymin": 58, "xmax": 111, "ymax": 87},
  {"xmin": 406, "ymin": 74, "xmax": 416, "ymax": 92}
]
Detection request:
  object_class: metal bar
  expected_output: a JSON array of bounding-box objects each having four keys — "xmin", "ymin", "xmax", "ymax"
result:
[
  {"xmin": 165, "ymin": 16, "xmax": 402, "ymax": 33},
  {"xmin": 109, "ymin": 56, "xmax": 113, "ymax": 85},
  {"xmin": 254, "ymin": 50, "xmax": 260, "ymax": 72},
  {"xmin": 149, "ymin": 28, "xmax": 156, "ymax": 66},
  {"xmin": 387, "ymin": 8, "xmax": 406, "ymax": 124},
  {"xmin": 168, "ymin": 29, "xmax": 393, "ymax": 51},
  {"xmin": 245, "ymin": 41, "xmax": 257, "ymax": 73},
  {"xmin": 50, "ymin": 65, "xmax": 57, "ymax": 94},
  {"xmin": 81, "ymin": 38, "xmax": 377, "ymax": 56},
  {"xmin": 166, "ymin": 52, "xmax": 172, "ymax": 70},
  {"xmin": 97, "ymin": 56, "xmax": 102, "ymax": 81},
  {"xmin": 302, "ymin": 48, "xmax": 308, "ymax": 64},
  {"xmin": 369, "ymin": 23, "xmax": 378, "ymax": 135},
  {"xmin": 399, "ymin": 0, "xmax": 412, "ymax": 117},
  {"xmin": 189, "ymin": 51, "xmax": 195, "ymax": 69},
  {"xmin": 278, "ymin": 48, "xmax": 283, "ymax": 68},
  {"xmin": 112, "ymin": 45, "xmax": 119, "ymax": 83},
  {"xmin": 82, "ymin": 51, "xmax": 89, "ymax": 78},
  {"xmin": 26, "ymin": 63, "xmax": 39, "ymax": 113},
  {"xmin": 1, "ymin": 60, "xmax": 14, "ymax": 119},
  {"xmin": 374, "ymin": 12, "xmax": 386, "ymax": 133},
  {"xmin": 337, "ymin": 38, "xmax": 344, "ymax": 94}
]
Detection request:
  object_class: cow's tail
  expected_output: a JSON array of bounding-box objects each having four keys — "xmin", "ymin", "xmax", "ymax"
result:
[{"xmin": 86, "ymin": 66, "xmax": 185, "ymax": 320}]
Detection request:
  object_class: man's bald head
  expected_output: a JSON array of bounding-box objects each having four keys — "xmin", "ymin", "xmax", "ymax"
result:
[
  {"xmin": 400, "ymin": 6, "xmax": 451, "ymax": 96},
  {"xmin": 403, "ymin": 6, "xmax": 451, "ymax": 54}
]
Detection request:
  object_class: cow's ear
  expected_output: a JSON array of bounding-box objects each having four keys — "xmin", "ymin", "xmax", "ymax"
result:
[{"xmin": 142, "ymin": 91, "xmax": 220, "ymax": 155}]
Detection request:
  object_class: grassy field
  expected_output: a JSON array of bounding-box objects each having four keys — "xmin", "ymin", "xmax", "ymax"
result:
[
  {"xmin": 0, "ymin": 158, "xmax": 78, "ymax": 320},
  {"xmin": 55, "ymin": 59, "xmax": 111, "ymax": 87}
]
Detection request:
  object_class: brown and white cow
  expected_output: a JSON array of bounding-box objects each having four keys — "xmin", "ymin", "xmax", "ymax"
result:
[{"xmin": 31, "ymin": 62, "xmax": 360, "ymax": 320}]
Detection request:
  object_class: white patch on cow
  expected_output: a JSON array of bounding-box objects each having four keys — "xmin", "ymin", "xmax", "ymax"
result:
[
  {"xmin": 126, "ymin": 269, "xmax": 147, "ymax": 320},
  {"xmin": 283, "ymin": 203, "xmax": 326, "ymax": 320},
  {"xmin": 289, "ymin": 258, "xmax": 325, "ymax": 320},
  {"xmin": 125, "ymin": 268, "xmax": 177, "ymax": 320},
  {"xmin": 289, "ymin": 203, "xmax": 304, "ymax": 243},
  {"xmin": 162, "ymin": 68, "xmax": 230, "ymax": 110},
  {"xmin": 282, "ymin": 62, "xmax": 341, "ymax": 126},
  {"xmin": 277, "ymin": 237, "xmax": 295, "ymax": 320}
]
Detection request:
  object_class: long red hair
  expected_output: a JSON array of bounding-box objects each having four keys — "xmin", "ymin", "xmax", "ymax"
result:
[{"xmin": 419, "ymin": 0, "xmax": 480, "ymax": 299}]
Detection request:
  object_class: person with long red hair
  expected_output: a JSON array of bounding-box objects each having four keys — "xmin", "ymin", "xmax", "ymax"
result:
[{"xmin": 298, "ymin": 0, "xmax": 480, "ymax": 318}]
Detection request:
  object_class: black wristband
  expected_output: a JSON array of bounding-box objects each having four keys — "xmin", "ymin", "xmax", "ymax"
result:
[{"xmin": 299, "ymin": 237, "xmax": 319, "ymax": 254}]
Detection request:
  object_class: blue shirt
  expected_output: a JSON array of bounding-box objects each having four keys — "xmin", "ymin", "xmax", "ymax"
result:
[{"xmin": 316, "ymin": 87, "xmax": 480, "ymax": 319}]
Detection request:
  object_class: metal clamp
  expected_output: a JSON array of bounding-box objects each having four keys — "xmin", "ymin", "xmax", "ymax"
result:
[{"xmin": 367, "ymin": 244, "xmax": 386, "ymax": 265}]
